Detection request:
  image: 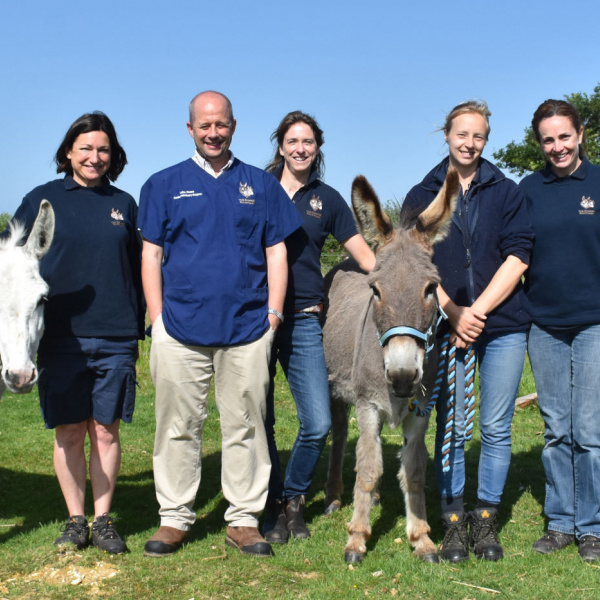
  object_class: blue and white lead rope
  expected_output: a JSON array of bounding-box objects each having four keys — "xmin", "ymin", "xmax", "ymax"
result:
[{"xmin": 409, "ymin": 332, "xmax": 476, "ymax": 473}]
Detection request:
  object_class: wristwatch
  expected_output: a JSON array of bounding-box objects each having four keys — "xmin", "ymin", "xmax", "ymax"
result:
[{"xmin": 268, "ymin": 308, "xmax": 284, "ymax": 323}]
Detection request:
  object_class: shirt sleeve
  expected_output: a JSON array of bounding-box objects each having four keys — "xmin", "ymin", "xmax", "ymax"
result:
[
  {"xmin": 329, "ymin": 189, "xmax": 359, "ymax": 243},
  {"xmin": 138, "ymin": 175, "xmax": 168, "ymax": 247},
  {"xmin": 0, "ymin": 193, "xmax": 41, "ymax": 241},
  {"xmin": 263, "ymin": 173, "xmax": 303, "ymax": 247},
  {"xmin": 498, "ymin": 183, "xmax": 534, "ymax": 266}
]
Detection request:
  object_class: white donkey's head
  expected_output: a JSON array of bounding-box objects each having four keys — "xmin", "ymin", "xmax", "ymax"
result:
[{"xmin": 0, "ymin": 200, "xmax": 54, "ymax": 396}]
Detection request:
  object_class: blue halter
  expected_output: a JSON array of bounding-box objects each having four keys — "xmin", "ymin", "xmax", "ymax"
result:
[{"xmin": 377, "ymin": 292, "xmax": 447, "ymax": 360}]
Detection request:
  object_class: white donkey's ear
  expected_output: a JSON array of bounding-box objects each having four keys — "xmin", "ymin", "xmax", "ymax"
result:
[{"xmin": 25, "ymin": 200, "xmax": 55, "ymax": 260}]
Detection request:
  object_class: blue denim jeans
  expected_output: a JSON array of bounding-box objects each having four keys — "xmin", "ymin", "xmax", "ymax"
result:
[
  {"xmin": 528, "ymin": 323, "xmax": 600, "ymax": 538},
  {"xmin": 265, "ymin": 311, "xmax": 332, "ymax": 500},
  {"xmin": 435, "ymin": 331, "xmax": 527, "ymax": 507}
]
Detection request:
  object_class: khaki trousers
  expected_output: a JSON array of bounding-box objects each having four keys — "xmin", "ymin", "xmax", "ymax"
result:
[{"xmin": 150, "ymin": 313, "xmax": 274, "ymax": 530}]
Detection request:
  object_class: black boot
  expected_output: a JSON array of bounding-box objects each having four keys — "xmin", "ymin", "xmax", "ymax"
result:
[
  {"xmin": 262, "ymin": 500, "xmax": 289, "ymax": 544},
  {"xmin": 286, "ymin": 495, "xmax": 310, "ymax": 539},
  {"xmin": 440, "ymin": 511, "xmax": 469, "ymax": 563},
  {"xmin": 469, "ymin": 507, "xmax": 503, "ymax": 561}
]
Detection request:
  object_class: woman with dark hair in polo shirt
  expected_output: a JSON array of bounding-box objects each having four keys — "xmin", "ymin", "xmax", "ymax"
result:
[
  {"xmin": 262, "ymin": 111, "xmax": 375, "ymax": 544},
  {"xmin": 10, "ymin": 112, "xmax": 144, "ymax": 554},
  {"xmin": 520, "ymin": 99, "xmax": 600, "ymax": 563}
]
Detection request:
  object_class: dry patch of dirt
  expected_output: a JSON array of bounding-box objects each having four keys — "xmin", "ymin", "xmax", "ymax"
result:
[{"xmin": 2, "ymin": 557, "xmax": 119, "ymax": 597}]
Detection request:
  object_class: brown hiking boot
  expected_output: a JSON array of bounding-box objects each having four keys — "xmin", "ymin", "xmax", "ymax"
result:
[
  {"xmin": 144, "ymin": 526, "xmax": 189, "ymax": 557},
  {"xmin": 225, "ymin": 526, "xmax": 272, "ymax": 557}
]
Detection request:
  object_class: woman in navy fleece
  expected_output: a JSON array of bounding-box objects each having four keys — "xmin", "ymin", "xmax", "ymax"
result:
[
  {"xmin": 520, "ymin": 99, "xmax": 600, "ymax": 563},
  {"xmin": 402, "ymin": 101, "xmax": 533, "ymax": 563}
]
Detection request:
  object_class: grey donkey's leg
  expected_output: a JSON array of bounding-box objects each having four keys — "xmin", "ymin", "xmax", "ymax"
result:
[
  {"xmin": 344, "ymin": 403, "xmax": 383, "ymax": 563},
  {"xmin": 324, "ymin": 399, "xmax": 349, "ymax": 514},
  {"xmin": 398, "ymin": 412, "xmax": 438, "ymax": 562}
]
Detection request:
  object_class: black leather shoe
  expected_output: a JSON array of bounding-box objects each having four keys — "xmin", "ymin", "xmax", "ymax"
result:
[
  {"xmin": 469, "ymin": 507, "xmax": 503, "ymax": 561},
  {"xmin": 286, "ymin": 495, "xmax": 310, "ymax": 539},
  {"xmin": 579, "ymin": 535, "xmax": 600, "ymax": 562},
  {"xmin": 263, "ymin": 500, "xmax": 289, "ymax": 544},
  {"xmin": 532, "ymin": 530, "xmax": 575, "ymax": 554},
  {"xmin": 440, "ymin": 511, "xmax": 469, "ymax": 563}
]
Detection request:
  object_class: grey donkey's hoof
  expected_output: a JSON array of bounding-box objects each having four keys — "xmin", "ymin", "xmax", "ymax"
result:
[
  {"xmin": 324, "ymin": 500, "xmax": 342, "ymax": 515},
  {"xmin": 419, "ymin": 551, "xmax": 439, "ymax": 563},
  {"xmin": 344, "ymin": 551, "xmax": 365, "ymax": 564}
]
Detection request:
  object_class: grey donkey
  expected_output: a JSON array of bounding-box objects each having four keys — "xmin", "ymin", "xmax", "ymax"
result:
[{"xmin": 322, "ymin": 169, "xmax": 459, "ymax": 563}]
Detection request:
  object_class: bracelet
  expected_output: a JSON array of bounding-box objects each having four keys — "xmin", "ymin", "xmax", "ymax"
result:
[{"xmin": 268, "ymin": 308, "xmax": 284, "ymax": 323}]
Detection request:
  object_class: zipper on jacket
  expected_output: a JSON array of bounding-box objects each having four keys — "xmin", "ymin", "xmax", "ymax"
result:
[{"xmin": 459, "ymin": 184, "xmax": 477, "ymax": 305}]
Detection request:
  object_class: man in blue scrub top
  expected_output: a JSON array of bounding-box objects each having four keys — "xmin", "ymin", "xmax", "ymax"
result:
[{"xmin": 138, "ymin": 91, "xmax": 302, "ymax": 558}]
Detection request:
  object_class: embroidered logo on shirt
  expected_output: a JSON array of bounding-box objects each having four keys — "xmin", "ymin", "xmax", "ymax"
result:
[
  {"xmin": 174, "ymin": 190, "xmax": 203, "ymax": 200},
  {"xmin": 239, "ymin": 182, "xmax": 255, "ymax": 205},
  {"xmin": 111, "ymin": 208, "xmax": 124, "ymax": 221},
  {"xmin": 309, "ymin": 195, "xmax": 322, "ymax": 211},
  {"xmin": 579, "ymin": 195, "xmax": 596, "ymax": 215},
  {"xmin": 306, "ymin": 194, "xmax": 323, "ymax": 219}
]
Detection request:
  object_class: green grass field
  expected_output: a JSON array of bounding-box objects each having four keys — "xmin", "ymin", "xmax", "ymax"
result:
[{"xmin": 0, "ymin": 342, "xmax": 598, "ymax": 599}]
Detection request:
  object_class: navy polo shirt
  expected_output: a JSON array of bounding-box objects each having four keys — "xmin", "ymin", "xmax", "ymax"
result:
[
  {"xmin": 138, "ymin": 158, "xmax": 302, "ymax": 347},
  {"xmin": 520, "ymin": 158, "xmax": 600, "ymax": 327},
  {"xmin": 279, "ymin": 169, "xmax": 358, "ymax": 313},
  {"xmin": 11, "ymin": 176, "xmax": 145, "ymax": 339}
]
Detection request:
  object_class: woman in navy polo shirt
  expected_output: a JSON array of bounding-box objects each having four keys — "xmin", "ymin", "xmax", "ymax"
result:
[
  {"xmin": 11, "ymin": 112, "xmax": 144, "ymax": 554},
  {"xmin": 262, "ymin": 111, "xmax": 375, "ymax": 544},
  {"xmin": 520, "ymin": 99, "xmax": 600, "ymax": 563},
  {"xmin": 403, "ymin": 101, "xmax": 533, "ymax": 562}
]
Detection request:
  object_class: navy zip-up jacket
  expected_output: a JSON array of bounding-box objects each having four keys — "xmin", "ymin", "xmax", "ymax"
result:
[{"xmin": 402, "ymin": 157, "xmax": 534, "ymax": 336}]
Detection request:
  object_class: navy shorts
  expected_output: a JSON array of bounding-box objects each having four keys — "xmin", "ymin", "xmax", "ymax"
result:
[{"xmin": 38, "ymin": 337, "xmax": 138, "ymax": 429}]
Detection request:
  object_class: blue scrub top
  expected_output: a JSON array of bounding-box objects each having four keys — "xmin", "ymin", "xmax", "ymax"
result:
[{"xmin": 139, "ymin": 158, "xmax": 302, "ymax": 346}]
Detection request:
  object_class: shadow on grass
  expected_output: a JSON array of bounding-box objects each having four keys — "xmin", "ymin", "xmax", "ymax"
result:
[{"xmin": 0, "ymin": 449, "xmax": 230, "ymax": 546}]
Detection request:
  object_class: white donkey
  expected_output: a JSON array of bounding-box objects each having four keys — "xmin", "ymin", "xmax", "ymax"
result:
[{"xmin": 0, "ymin": 200, "xmax": 55, "ymax": 398}]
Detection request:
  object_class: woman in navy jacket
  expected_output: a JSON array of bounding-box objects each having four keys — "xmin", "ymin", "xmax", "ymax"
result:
[
  {"xmin": 403, "ymin": 101, "xmax": 533, "ymax": 563},
  {"xmin": 521, "ymin": 100, "xmax": 600, "ymax": 563}
]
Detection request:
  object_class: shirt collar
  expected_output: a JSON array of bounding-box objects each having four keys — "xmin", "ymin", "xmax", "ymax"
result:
[
  {"xmin": 542, "ymin": 156, "xmax": 589, "ymax": 183},
  {"xmin": 192, "ymin": 150, "xmax": 235, "ymax": 178},
  {"xmin": 63, "ymin": 174, "xmax": 110, "ymax": 193},
  {"xmin": 272, "ymin": 163, "xmax": 320, "ymax": 188}
]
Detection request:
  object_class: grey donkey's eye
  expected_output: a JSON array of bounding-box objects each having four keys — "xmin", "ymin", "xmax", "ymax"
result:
[{"xmin": 424, "ymin": 283, "xmax": 437, "ymax": 300}]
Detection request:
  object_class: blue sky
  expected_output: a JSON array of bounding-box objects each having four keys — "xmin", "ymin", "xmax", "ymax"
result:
[{"xmin": 2, "ymin": 0, "xmax": 599, "ymax": 214}]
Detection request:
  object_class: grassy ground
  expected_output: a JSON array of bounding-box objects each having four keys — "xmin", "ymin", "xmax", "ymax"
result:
[{"xmin": 0, "ymin": 342, "xmax": 598, "ymax": 600}]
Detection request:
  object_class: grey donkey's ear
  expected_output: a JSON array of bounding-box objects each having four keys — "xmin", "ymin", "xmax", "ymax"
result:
[
  {"xmin": 351, "ymin": 175, "xmax": 394, "ymax": 251},
  {"xmin": 415, "ymin": 169, "xmax": 459, "ymax": 247},
  {"xmin": 25, "ymin": 200, "xmax": 55, "ymax": 260}
]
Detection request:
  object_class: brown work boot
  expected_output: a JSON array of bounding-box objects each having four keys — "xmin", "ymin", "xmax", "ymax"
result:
[
  {"xmin": 144, "ymin": 526, "xmax": 189, "ymax": 557},
  {"xmin": 225, "ymin": 526, "xmax": 272, "ymax": 557}
]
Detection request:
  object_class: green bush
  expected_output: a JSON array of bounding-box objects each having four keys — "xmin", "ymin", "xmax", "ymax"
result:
[{"xmin": 0, "ymin": 213, "xmax": 11, "ymax": 232}]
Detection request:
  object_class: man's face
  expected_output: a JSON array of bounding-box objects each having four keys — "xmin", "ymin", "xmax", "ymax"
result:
[{"xmin": 187, "ymin": 94, "xmax": 236, "ymax": 171}]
